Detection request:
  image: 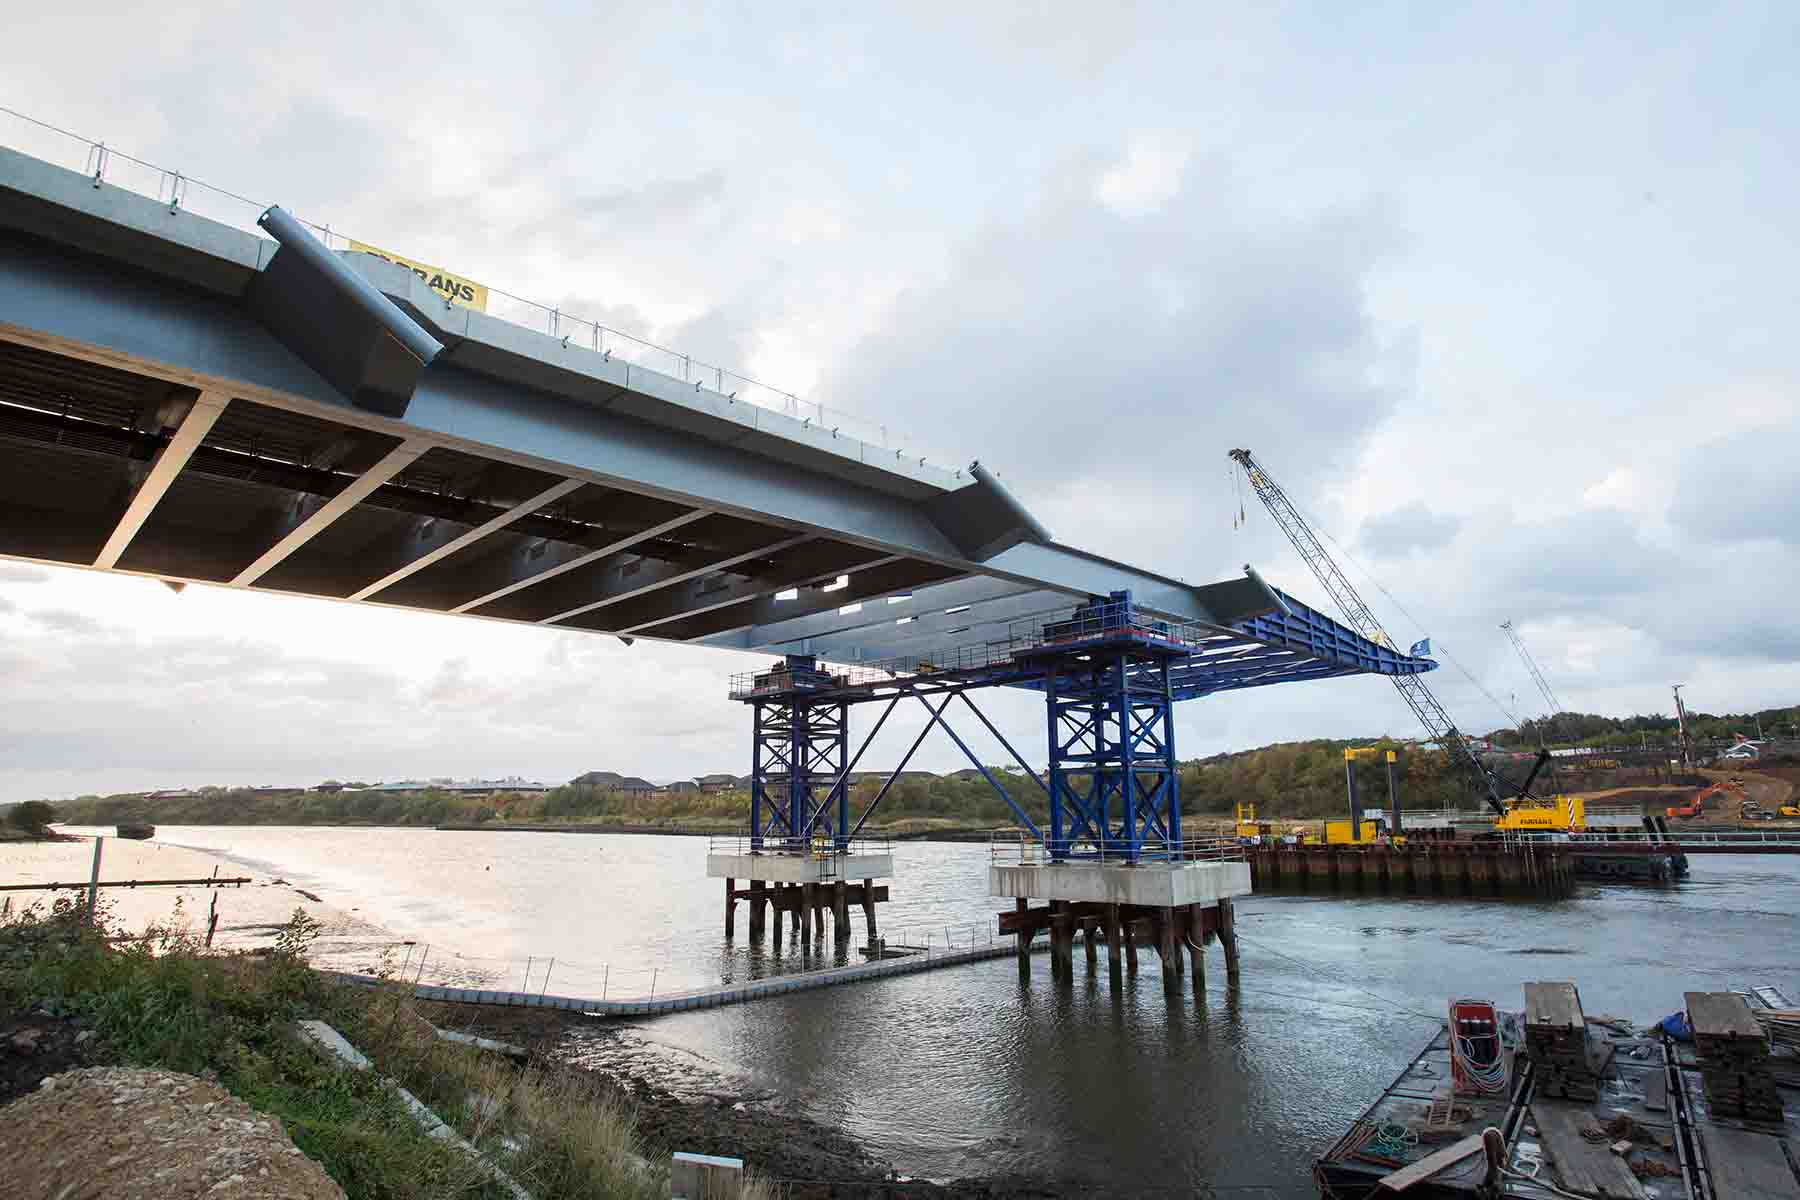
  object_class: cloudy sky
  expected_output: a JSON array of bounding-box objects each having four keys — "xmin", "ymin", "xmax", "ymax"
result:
[{"xmin": 3, "ymin": 4, "xmax": 1797, "ymax": 800}]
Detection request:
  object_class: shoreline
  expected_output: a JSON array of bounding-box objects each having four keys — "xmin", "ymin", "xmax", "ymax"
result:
[
  {"xmin": 412, "ymin": 999, "xmax": 1060, "ymax": 1195},
  {"xmin": 57, "ymin": 819, "xmax": 1017, "ymax": 842},
  {"xmin": 2, "ymin": 834, "xmax": 406, "ymax": 978},
  {"xmin": 5, "ymin": 833, "xmax": 1038, "ymax": 1192}
]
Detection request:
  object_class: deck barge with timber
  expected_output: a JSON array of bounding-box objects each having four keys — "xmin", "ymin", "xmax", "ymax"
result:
[{"xmin": 1315, "ymin": 983, "xmax": 1800, "ymax": 1200}]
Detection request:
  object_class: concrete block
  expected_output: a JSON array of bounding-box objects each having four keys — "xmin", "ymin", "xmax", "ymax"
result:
[
  {"xmin": 989, "ymin": 861, "xmax": 1251, "ymax": 907},
  {"xmin": 672, "ymin": 1150, "xmax": 744, "ymax": 1199},
  {"xmin": 706, "ymin": 852, "xmax": 893, "ymax": 883}
]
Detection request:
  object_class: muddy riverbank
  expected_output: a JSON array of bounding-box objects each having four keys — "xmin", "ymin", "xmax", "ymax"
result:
[{"xmin": 416, "ymin": 1000, "xmax": 1059, "ymax": 1196}]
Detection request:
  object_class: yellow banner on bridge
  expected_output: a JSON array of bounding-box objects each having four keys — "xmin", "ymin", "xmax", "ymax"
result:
[{"xmin": 348, "ymin": 240, "xmax": 488, "ymax": 312}]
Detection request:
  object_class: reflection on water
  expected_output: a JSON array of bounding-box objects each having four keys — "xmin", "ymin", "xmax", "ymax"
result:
[{"xmin": 151, "ymin": 826, "xmax": 1800, "ymax": 1193}]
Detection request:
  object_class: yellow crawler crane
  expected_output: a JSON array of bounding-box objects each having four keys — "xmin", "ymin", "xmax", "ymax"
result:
[{"xmin": 1491, "ymin": 792, "xmax": 1585, "ymax": 833}]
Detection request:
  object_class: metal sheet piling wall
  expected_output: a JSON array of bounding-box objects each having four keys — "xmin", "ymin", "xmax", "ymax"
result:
[{"xmin": 1245, "ymin": 843, "xmax": 1576, "ymax": 899}]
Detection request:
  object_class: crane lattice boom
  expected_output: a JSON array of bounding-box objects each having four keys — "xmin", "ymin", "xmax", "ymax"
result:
[
  {"xmin": 1500, "ymin": 619, "xmax": 1563, "ymax": 736},
  {"xmin": 1227, "ymin": 447, "xmax": 1509, "ymax": 814}
]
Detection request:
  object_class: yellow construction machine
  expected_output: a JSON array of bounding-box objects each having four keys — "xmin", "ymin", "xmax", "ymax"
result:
[
  {"xmin": 1235, "ymin": 802, "xmax": 1275, "ymax": 841},
  {"xmin": 1491, "ymin": 792, "xmax": 1585, "ymax": 833}
]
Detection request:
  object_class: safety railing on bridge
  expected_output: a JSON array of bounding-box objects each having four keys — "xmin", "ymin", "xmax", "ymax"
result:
[
  {"xmin": 0, "ymin": 104, "xmax": 958, "ymax": 474},
  {"xmin": 705, "ymin": 835, "xmax": 895, "ymax": 858},
  {"xmin": 988, "ymin": 830, "xmax": 1244, "ymax": 866}
]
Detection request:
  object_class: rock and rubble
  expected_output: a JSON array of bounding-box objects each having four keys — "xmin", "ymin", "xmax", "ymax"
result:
[{"xmin": 0, "ymin": 1066, "xmax": 345, "ymax": 1200}]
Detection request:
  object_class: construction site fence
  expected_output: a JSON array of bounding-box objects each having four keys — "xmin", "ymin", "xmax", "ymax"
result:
[{"xmin": 0, "ymin": 105, "xmax": 954, "ymax": 474}]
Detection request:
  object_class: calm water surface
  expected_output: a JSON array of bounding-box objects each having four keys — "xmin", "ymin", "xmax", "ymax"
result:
[{"xmin": 151, "ymin": 826, "xmax": 1800, "ymax": 1194}]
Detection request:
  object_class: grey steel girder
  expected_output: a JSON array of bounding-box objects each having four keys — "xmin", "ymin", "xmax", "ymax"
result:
[{"xmin": 0, "ymin": 142, "xmax": 1278, "ymax": 657}]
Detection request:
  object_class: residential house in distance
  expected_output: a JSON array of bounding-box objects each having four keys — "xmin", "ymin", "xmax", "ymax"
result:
[
  {"xmin": 696, "ymin": 773, "xmax": 738, "ymax": 794},
  {"xmin": 619, "ymin": 777, "xmax": 658, "ymax": 795},
  {"xmin": 666, "ymin": 780, "xmax": 699, "ymax": 794}
]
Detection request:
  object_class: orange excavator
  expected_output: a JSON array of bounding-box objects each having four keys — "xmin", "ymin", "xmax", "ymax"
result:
[{"xmin": 1667, "ymin": 780, "xmax": 1738, "ymax": 820}]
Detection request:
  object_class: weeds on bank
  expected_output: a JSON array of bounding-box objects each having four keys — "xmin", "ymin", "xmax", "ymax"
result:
[{"xmin": 0, "ymin": 898, "xmax": 671, "ymax": 1199}]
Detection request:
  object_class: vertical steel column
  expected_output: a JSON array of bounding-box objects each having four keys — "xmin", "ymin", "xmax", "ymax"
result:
[
  {"xmin": 1344, "ymin": 749, "xmax": 1361, "ymax": 841},
  {"xmin": 750, "ymin": 702, "xmax": 765, "ymax": 850},
  {"xmin": 1046, "ymin": 663, "xmax": 1065, "ymax": 859},
  {"xmin": 1092, "ymin": 662, "xmax": 1112, "ymax": 855},
  {"xmin": 835, "ymin": 704, "xmax": 850, "ymax": 850},
  {"xmin": 1116, "ymin": 654, "xmax": 1137, "ymax": 861},
  {"xmin": 1161, "ymin": 657, "xmax": 1181, "ymax": 850},
  {"xmin": 787, "ymin": 701, "xmax": 809, "ymax": 853},
  {"xmin": 1387, "ymin": 749, "xmax": 1402, "ymax": 838}
]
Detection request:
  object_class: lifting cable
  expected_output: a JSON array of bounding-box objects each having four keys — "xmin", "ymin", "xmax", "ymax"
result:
[{"xmin": 1231, "ymin": 476, "xmax": 1522, "ymax": 731}]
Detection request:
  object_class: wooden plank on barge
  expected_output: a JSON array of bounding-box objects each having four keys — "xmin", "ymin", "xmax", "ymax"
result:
[
  {"xmin": 1695, "ymin": 1121, "xmax": 1800, "ymax": 1200},
  {"xmin": 1374, "ymin": 1133, "xmax": 1486, "ymax": 1192},
  {"xmin": 1530, "ymin": 1101, "xmax": 1648, "ymax": 1200}
]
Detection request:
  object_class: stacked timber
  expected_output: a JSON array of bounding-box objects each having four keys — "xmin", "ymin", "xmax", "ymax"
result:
[
  {"xmin": 1751, "ymin": 1007, "xmax": 1800, "ymax": 1053},
  {"xmin": 1687, "ymin": 992, "xmax": 1783, "ymax": 1122},
  {"xmin": 1523, "ymin": 982, "xmax": 1610, "ymax": 1101}
]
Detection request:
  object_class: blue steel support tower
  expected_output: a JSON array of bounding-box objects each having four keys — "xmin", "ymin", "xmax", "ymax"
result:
[
  {"xmin": 748, "ymin": 657, "xmax": 850, "ymax": 852},
  {"xmin": 1021, "ymin": 592, "xmax": 1187, "ymax": 863}
]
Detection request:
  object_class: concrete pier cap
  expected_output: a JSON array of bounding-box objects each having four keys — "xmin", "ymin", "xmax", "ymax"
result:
[
  {"xmin": 707, "ymin": 852, "xmax": 893, "ymax": 884},
  {"xmin": 989, "ymin": 861, "xmax": 1251, "ymax": 908}
]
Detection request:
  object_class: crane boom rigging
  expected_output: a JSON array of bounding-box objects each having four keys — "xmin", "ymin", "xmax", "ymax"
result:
[
  {"xmin": 1500, "ymin": 619, "xmax": 1563, "ymax": 740},
  {"xmin": 1227, "ymin": 447, "xmax": 1512, "ymax": 815}
]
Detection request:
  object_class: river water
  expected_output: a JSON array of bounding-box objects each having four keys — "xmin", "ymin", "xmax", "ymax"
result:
[{"xmin": 138, "ymin": 826, "xmax": 1800, "ymax": 1194}]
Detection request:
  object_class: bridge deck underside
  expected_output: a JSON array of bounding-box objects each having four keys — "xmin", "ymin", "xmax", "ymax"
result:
[
  {"xmin": 0, "ymin": 338, "xmax": 967, "ymax": 642},
  {"xmin": 0, "ymin": 332, "xmax": 1437, "ymax": 694},
  {"xmin": 0, "ymin": 143, "xmax": 1437, "ymax": 686}
]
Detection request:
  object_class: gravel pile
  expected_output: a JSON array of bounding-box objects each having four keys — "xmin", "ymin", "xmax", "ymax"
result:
[{"xmin": 0, "ymin": 1066, "xmax": 345, "ymax": 1199}]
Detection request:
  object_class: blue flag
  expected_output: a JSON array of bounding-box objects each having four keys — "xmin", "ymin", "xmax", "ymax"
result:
[{"xmin": 1409, "ymin": 638, "xmax": 1431, "ymax": 657}]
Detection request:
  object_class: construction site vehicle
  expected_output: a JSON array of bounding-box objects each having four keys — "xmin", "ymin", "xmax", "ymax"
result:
[
  {"xmin": 1780, "ymin": 804, "xmax": 1800, "ymax": 819},
  {"xmin": 1493, "ymin": 793, "xmax": 1585, "ymax": 833},
  {"xmin": 1740, "ymin": 801, "xmax": 1775, "ymax": 822},
  {"xmin": 1667, "ymin": 781, "xmax": 1734, "ymax": 820}
]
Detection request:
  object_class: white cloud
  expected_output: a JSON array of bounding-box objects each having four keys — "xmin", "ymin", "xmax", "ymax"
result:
[
  {"xmin": 1096, "ymin": 135, "xmax": 1191, "ymax": 218},
  {"xmin": 2, "ymin": 3, "xmax": 1797, "ymax": 799}
]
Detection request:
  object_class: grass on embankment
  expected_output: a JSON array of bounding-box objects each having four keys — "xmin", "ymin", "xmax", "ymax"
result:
[{"xmin": 0, "ymin": 899, "xmax": 729, "ymax": 1199}]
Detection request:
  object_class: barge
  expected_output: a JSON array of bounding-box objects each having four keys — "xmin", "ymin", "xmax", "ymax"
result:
[{"xmin": 1316, "ymin": 982, "xmax": 1799, "ymax": 1199}]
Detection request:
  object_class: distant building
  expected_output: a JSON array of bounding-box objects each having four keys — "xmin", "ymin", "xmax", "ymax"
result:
[
  {"xmin": 618, "ymin": 777, "xmax": 657, "ymax": 795},
  {"xmin": 570, "ymin": 770, "xmax": 625, "ymax": 788},
  {"xmin": 696, "ymin": 773, "xmax": 738, "ymax": 793},
  {"xmin": 348, "ymin": 778, "xmax": 551, "ymax": 795},
  {"xmin": 667, "ymin": 780, "xmax": 699, "ymax": 794}
]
